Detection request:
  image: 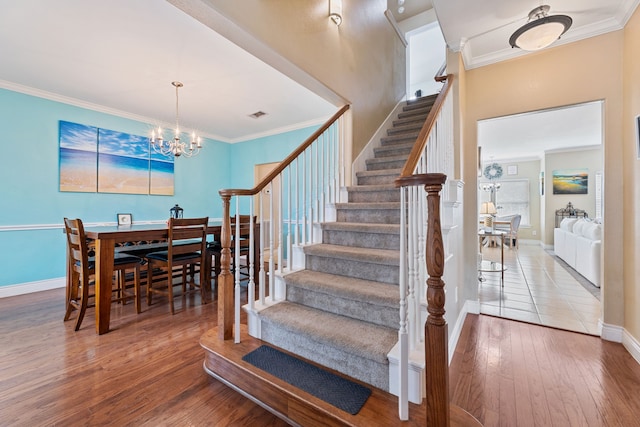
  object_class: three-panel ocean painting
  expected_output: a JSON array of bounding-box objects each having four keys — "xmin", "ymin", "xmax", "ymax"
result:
[{"xmin": 59, "ymin": 121, "xmax": 174, "ymax": 195}]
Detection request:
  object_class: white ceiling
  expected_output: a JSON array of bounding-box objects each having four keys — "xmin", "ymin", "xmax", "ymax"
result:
[
  {"xmin": 431, "ymin": 0, "xmax": 639, "ymax": 69},
  {"xmin": 0, "ymin": 0, "xmax": 635, "ymax": 152},
  {"xmin": 478, "ymin": 101, "xmax": 603, "ymax": 163},
  {"xmin": 0, "ymin": 0, "xmax": 336, "ymax": 143}
]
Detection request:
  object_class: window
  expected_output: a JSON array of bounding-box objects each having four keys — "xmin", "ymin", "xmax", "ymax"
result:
[{"xmin": 479, "ymin": 179, "xmax": 530, "ymax": 225}]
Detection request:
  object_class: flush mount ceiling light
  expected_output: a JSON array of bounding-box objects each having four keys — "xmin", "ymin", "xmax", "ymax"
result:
[
  {"xmin": 329, "ymin": 0, "xmax": 342, "ymax": 26},
  {"xmin": 150, "ymin": 81, "xmax": 202, "ymax": 158},
  {"xmin": 509, "ymin": 5, "xmax": 572, "ymax": 51}
]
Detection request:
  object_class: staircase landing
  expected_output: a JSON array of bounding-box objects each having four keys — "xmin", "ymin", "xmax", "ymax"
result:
[{"xmin": 201, "ymin": 325, "xmax": 481, "ymax": 426}]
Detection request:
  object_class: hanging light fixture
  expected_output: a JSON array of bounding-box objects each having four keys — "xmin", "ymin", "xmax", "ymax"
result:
[
  {"xmin": 509, "ymin": 5, "xmax": 572, "ymax": 51},
  {"xmin": 150, "ymin": 81, "xmax": 202, "ymax": 158}
]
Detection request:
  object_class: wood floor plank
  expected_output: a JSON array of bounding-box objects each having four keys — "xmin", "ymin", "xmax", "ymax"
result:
[{"xmin": 3, "ymin": 290, "xmax": 640, "ymax": 426}]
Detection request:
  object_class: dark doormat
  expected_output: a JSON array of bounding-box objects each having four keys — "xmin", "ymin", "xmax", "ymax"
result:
[{"xmin": 242, "ymin": 345, "xmax": 371, "ymax": 415}]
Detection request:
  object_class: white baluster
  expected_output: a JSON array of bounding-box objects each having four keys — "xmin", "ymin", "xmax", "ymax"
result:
[
  {"xmin": 278, "ymin": 173, "xmax": 283, "ymax": 275},
  {"xmin": 234, "ymin": 199, "xmax": 240, "ymax": 344},
  {"xmin": 259, "ymin": 190, "xmax": 266, "ymax": 304},
  {"xmin": 248, "ymin": 198, "xmax": 255, "ymax": 311},
  {"xmin": 269, "ymin": 181, "xmax": 275, "ymax": 300},
  {"xmin": 398, "ymin": 187, "xmax": 408, "ymax": 420}
]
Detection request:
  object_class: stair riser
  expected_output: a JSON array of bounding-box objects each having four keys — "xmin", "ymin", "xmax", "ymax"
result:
[
  {"xmin": 399, "ymin": 106, "xmax": 430, "ymax": 116},
  {"xmin": 356, "ymin": 174, "xmax": 397, "ymax": 186},
  {"xmin": 387, "ymin": 125, "xmax": 422, "ymax": 136},
  {"xmin": 305, "ymin": 254, "xmax": 399, "ymax": 284},
  {"xmin": 366, "ymin": 159, "xmax": 406, "ymax": 171},
  {"xmin": 336, "ymin": 208, "xmax": 401, "ymax": 223},
  {"xmin": 348, "ymin": 189, "xmax": 400, "ymax": 203},
  {"xmin": 260, "ymin": 322, "xmax": 390, "ymax": 391},
  {"xmin": 286, "ymin": 285, "xmax": 399, "ymax": 329},
  {"xmin": 393, "ymin": 116, "xmax": 428, "ymax": 127},
  {"xmin": 374, "ymin": 146, "xmax": 412, "ymax": 158},
  {"xmin": 380, "ymin": 134, "xmax": 419, "ymax": 146},
  {"xmin": 322, "ymin": 229, "xmax": 400, "ymax": 250}
]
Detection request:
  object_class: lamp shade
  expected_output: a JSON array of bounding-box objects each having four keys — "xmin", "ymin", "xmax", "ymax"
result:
[
  {"xmin": 480, "ymin": 202, "xmax": 497, "ymax": 215},
  {"xmin": 509, "ymin": 5, "xmax": 572, "ymax": 51}
]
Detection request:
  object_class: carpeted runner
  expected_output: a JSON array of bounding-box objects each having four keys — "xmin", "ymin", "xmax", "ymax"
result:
[{"xmin": 242, "ymin": 345, "xmax": 371, "ymax": 415}]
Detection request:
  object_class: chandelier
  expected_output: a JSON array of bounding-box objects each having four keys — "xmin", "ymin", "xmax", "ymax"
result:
[{"xmin": 150, "ymin": 81, "xmax": 202, "ymax": 158}]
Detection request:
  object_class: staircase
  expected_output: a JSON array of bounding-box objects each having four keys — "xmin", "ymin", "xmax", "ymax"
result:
[{"xmin": 254, "ymin": 95, "xmax": 438, "ymax": 393}]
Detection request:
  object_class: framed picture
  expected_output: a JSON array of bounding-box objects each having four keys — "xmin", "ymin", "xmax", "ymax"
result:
[
  {"xmin": 552, "ymin": 169, "xmax": 588, "ymax": 195},
  {"xmin": 507, "ymin": 165, "xmax": 518, "ymax": 175},
  {"xmin": 117, "ymin": 213, "xmax": 132, "ymax": 226}
]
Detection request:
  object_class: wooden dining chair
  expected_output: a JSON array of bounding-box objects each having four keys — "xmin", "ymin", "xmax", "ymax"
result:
[
  {"xmin": 63, "ymin": 218, "xmax": 142, "ymax": 331},
  {"xmin": 144, "ymin": 217, "xmax": 209, "ymax": 315}
]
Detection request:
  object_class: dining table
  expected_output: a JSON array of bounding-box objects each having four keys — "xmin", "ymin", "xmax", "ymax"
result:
[{"xmin": 83, "ymin": 221, "xmax": 259, "ymax": 334}]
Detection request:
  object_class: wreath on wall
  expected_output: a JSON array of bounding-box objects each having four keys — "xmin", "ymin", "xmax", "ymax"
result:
[{"xmin": 483, "ymin": 162, "xmax": 503, "ymax": 180}]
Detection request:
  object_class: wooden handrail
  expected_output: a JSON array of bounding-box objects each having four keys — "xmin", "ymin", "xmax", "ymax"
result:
[
  {"xmin": 217, "ymin": 104, "xmax": 350, "ymax": 341},
  {"xmin": 395, "ymin": 74, "xmax": 454, "ymax": 187},
  {"xmin": 219, "ymin": 105, "xmax": 350, "ymax": 198},
  {"xmin": 434, "ymin": 61, "xmax": 447, "ymax": 82}
]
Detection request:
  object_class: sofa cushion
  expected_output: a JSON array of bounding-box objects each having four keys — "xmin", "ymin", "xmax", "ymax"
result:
[
  {"xmin": 560, "ymin": 218, "xmax": 578, "ymax": 232},
  {"xmin": 582, "ymin": 222, "xmax": 602, "ymax": 241},
  {"xmin": 572, "ymin": 219, "xmax": 589, "ymax": 236}
]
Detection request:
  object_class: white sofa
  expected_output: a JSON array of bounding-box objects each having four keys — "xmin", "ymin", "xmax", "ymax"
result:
[{"xmin": 553, "ymin": 218, "xmax": 601, "ymax": 287}]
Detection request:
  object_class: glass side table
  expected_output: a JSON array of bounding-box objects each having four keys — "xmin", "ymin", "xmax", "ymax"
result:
[{"xmin": 478, "ymin": 229, "xmax": 506, "ymax": 286}]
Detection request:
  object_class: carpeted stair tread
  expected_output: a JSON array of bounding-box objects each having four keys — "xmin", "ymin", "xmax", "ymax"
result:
[
  {"xmin": 335, "ymin": 201, "xmax": 400, "ymax": 210},
  {"xmin": 303, "ymin": 243, "xmax": 399, "ymax": 266},
  {"xmin": 259, "ymin": 301, "xmax": 397, "ymax": 364},
  {"xmin": 366, "ymin": 154, "xmax": 408, "ymax": 165},
  {"xmin": 380, "ymin": 132, "xmax": 419, "ymax": 145},
  {"xmin": 356, "ymin": 168, "xmax": 402, "ymax": 178},
  {"xmin": 284, "ymin": 270, "xmax": 398, "ymax": 308},
  {"xmin": 321, "ymin": 221, "xmax": 400, "ymax": 234},
  {"xmin": 386, "ymin": 122, "xmax": 424, "ymax": 135},
  {"xmin": 374, "ymin": 142, "xmax": 414, "ymax": 156}
]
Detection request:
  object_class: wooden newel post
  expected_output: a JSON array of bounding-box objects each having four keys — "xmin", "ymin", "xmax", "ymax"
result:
[
  {"xmin": 424, "ymin": 176, "xmax": 449, "ymax": 427},
  {"xmin": 218, "ymin": 194, "xmax": 234, "ymax": 340}
]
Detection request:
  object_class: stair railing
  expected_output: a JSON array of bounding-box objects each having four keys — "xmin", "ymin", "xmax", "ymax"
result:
[
  {"xmin": 394, "ymin": 74, "xmax": 454, "ymax": 423},
  {"xmin": 217, "ymin": 105, "xmax": 350, "ymax": 341}
]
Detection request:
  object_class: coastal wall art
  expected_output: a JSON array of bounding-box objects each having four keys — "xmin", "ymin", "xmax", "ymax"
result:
[
  {"xmin": 59, "ymin": 121, "xmax": 174, "ymax": 195},
  {"xmin": 552, "ymin": 168, "xmax": 588, "ymax": 195}
]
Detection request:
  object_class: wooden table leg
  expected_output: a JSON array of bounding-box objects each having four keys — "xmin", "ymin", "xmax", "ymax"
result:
[{"xmin": 95, "ymin": 238, "xmax": 115, "ymax": 335}]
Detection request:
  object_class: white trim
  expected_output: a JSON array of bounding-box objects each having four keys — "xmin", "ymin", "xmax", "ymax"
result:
[
  {"xmin": 0, "ymin": 278, "xmax": 65, "ymax": 298},
  {"xmin": 623, "ymin": 329, "xmax": 640, "ymax": 366},
  {"xmin": 601, "ymin": 322, "xmax": 624, "ymax": 343}
]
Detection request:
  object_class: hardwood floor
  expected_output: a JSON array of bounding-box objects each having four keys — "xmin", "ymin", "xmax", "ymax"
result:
[
  {"xmin": 450, "ymin": 314, "xmax": 640, "ymax": 426},
  {"xmin": 2, "ymin": 287, "xmax": 639, "ymax": 426},
  {"xmin": 0, "ymin": 288, "xmax": 287, "ymax": 426}
]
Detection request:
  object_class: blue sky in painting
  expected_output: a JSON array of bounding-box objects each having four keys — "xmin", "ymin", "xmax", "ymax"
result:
[
  {"xmin": 98, "ymin": 129, "xmax": 149, "ymax": 159},
  {"xmin": 59, "ymin": 121, "xmax": 97, "ymax": 152}
]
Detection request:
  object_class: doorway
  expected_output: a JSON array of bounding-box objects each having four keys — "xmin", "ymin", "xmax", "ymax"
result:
[{"xmin": 476, "ymin": 101, "xmax": 604, "ymax": 335}]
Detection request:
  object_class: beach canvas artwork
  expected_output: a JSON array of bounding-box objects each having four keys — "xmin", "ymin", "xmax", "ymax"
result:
[
  {"xmin": 552, "ymin": 168, "xmax": 588, "ymax": 195},
  {"xmin": 150, "ymin": 149, "xmax": 175, "ymax": 195},
  {"xmin": 59, "ymin": 121, "xmax": 99, "ymax": 192},
  {"xmin": 59, "ymin": 121, "xmax": 174, "ymax": 195}
]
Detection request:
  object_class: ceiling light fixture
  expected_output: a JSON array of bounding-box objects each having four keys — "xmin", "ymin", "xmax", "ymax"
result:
[
  {"xmin": 509, "ymin": 5, "xmax": 572, "ymax": 51},
  {"xmin": 150, "ymin": 81, "xmax": 202, "ymax": 158},
  {"xmin": 329, "ymin": 0, "xmax": 342, "ymax": 26}
]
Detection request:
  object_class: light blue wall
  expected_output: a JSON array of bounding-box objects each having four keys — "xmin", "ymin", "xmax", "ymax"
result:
[{"xmin": 0, "ymin": 88, "xmax": 317, "ymax": 287}]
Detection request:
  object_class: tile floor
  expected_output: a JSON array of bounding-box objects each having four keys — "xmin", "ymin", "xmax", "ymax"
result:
[{"xmin": 478, "ymin": 243, "xmax": 602, "ymax": 336}]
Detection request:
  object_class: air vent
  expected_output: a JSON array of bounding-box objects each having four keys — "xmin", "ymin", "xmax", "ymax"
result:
[{"xmin": 249, "ymin": 111, "xmax": 267, "ymax": 119}]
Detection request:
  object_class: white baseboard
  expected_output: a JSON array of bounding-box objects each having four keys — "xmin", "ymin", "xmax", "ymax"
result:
[
  {"xmin": 601, "ymin": 321, "xmax": 624, "ymax": 342},
  {"xmin": 623, "ymin": 329, "xmax": 640, "ymax": 366},
  {"xmin": 0, "ymin": 277, "xmax": 65, "ymax": 298}
]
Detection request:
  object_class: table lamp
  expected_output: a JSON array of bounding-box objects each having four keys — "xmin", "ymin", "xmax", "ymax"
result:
[{"xmin": 480, "ymin": 202, "xmax": 497, "ymax": 229}]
